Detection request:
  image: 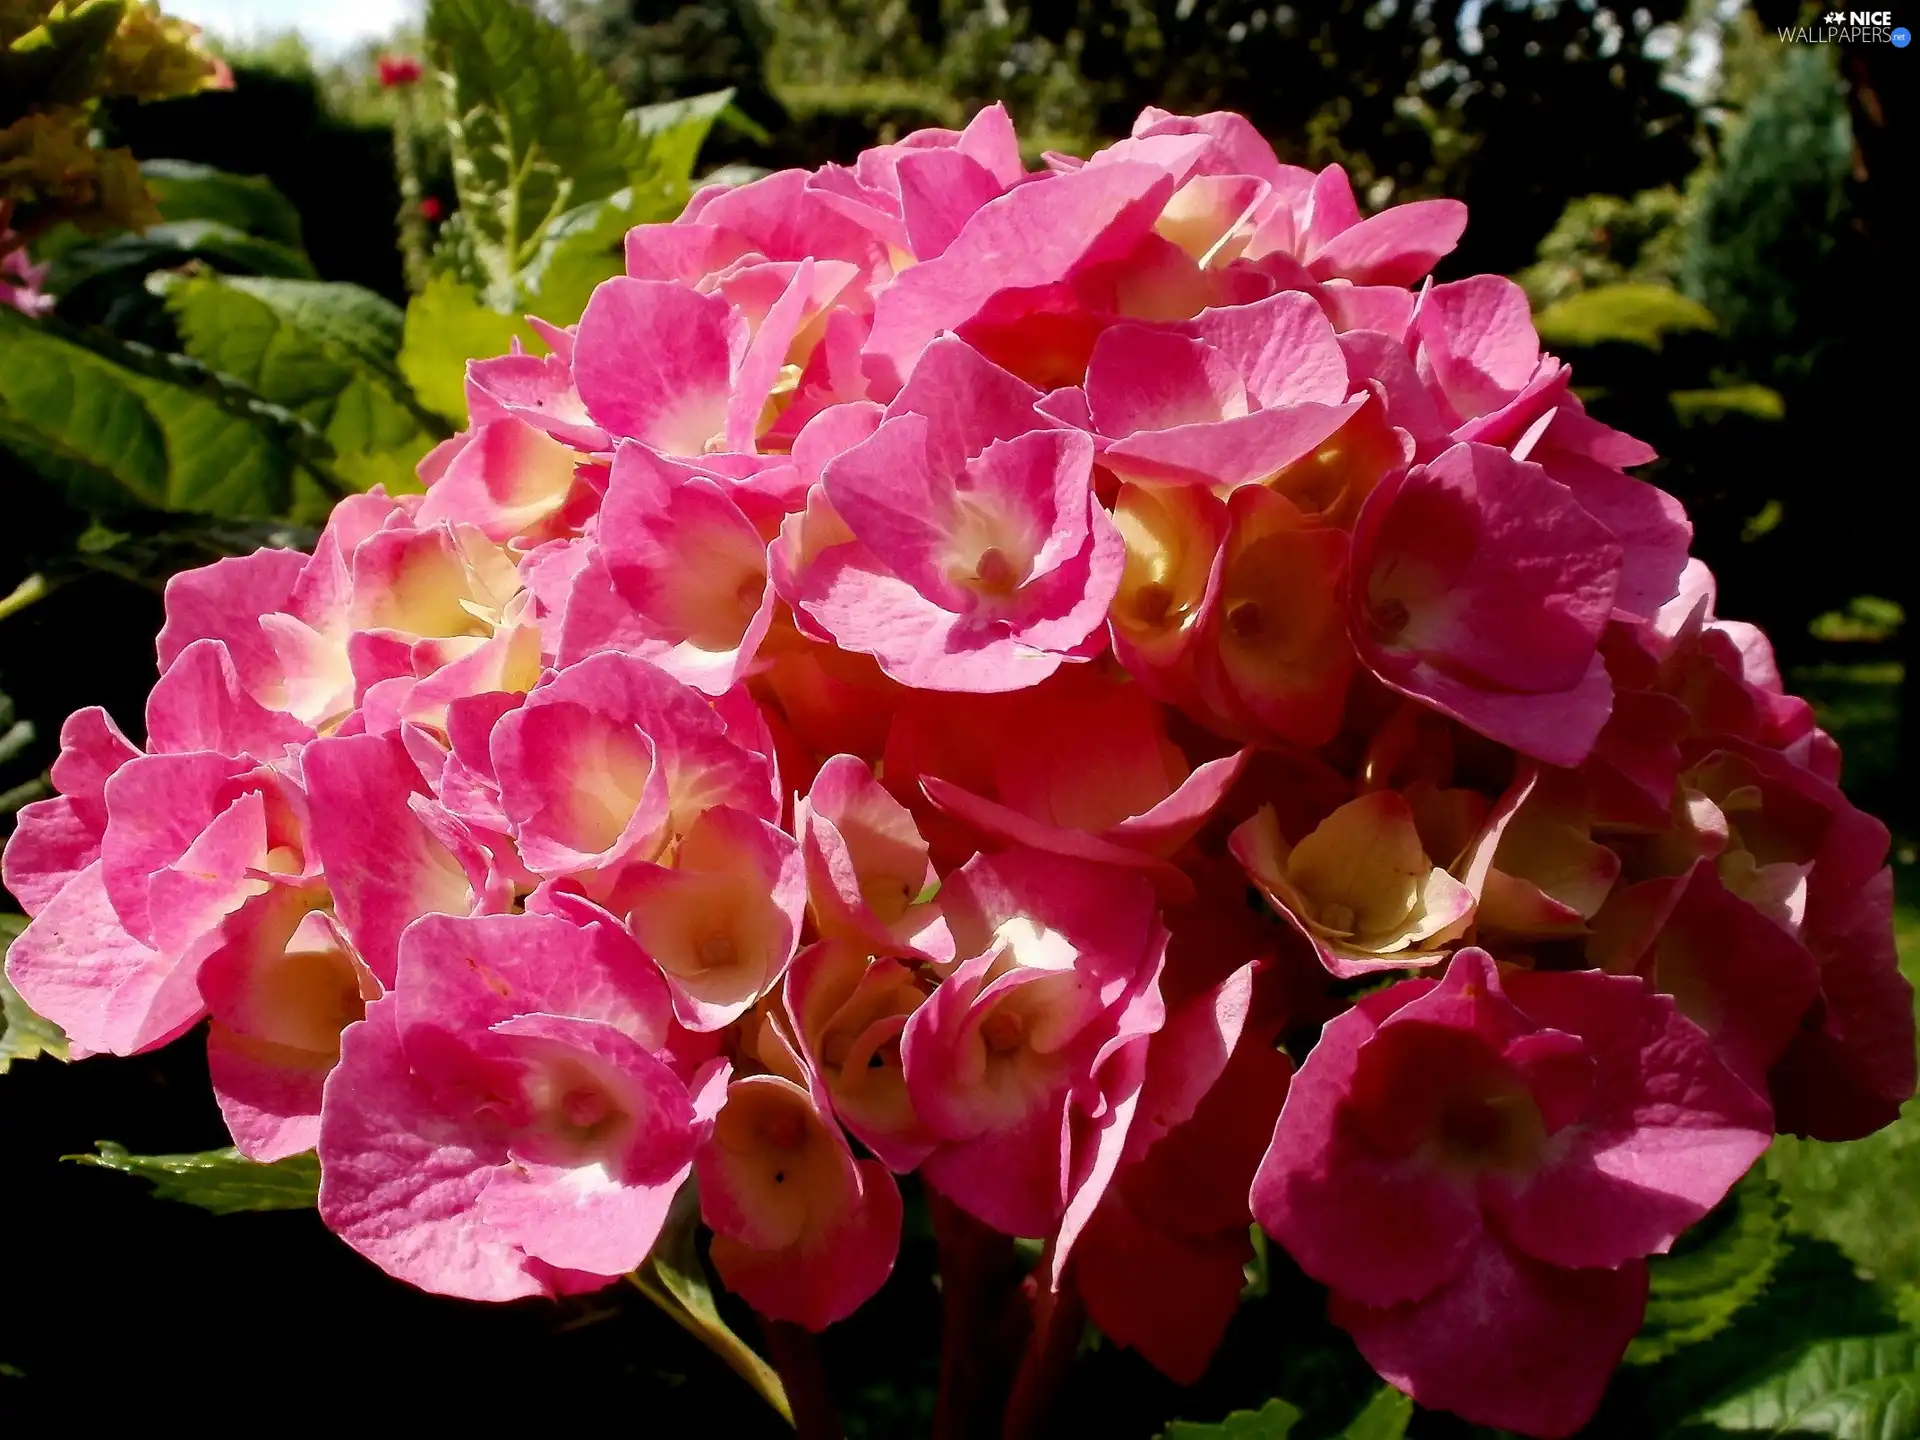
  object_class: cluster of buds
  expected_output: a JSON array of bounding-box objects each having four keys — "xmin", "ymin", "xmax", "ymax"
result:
[{"xmin": 6, "ymin": 105, "xmax": 1908, "ymax": 1437}]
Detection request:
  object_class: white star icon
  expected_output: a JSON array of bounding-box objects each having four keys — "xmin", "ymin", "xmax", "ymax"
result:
[{"xmin": 1824, "ymin": 10, "xmax": 1844, "ymax": 20}]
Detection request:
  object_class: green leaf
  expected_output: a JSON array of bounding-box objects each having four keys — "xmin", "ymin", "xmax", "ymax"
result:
[
  {"xmin": 1670, "ymin": 384, "xmax": 1786, "ymax": 425},
  {"xmin": 425, "ymin": 0, "xmax": 645, "ymax": 306},
  {"xmin": 398, "ymin": 273, "xmax": 537, "ymax": 424},
  {"xmin": 628, "ymin": 1185, "xmax": 792, "ymax": 1424},
  {"xmin": 627, "ymin": 89, "xmax": 735, "ymax": 195},
  {"xmin": 1631, "ymin": 1175, "xmax": 1790, "ymax": 1366},
  {"xmin": 1533, "ymin": 282, "xmax": 1718, "ymax": 350},
  {"xmin": 1159, "ymin": 1399, "xmax": 1301, "ymax": 1439},
  {"xmin": 516, "ymin": 189, "xmax": 639, "ymax": 327},
  {"xmin": 142, "ymin": 161, "xmax": 306, "ymax": 248},
  {"xmin": 1335, "ymin": 1387, "xmax": 1412, "ymax": 1440},
  {"xmin": 1688, "ymin": 1333, "xmax": 1920, "ymax": 1438},
  {"xmin": 68, "ymin": 1141, "xmax": 320, "ymax": 1214},
  {"xmin": 166, "ymin": 276, "xmax": 444, "ymax": 492},
  {"xmin": 0, "ymin": 914, "xmax": 68, "ymax": 1072},
  {"xmin": 1645, "ymin": 1233, "xmax": 1903, "ymax": 1429},
  {"xmin": 45, "ymin": 220, "xmax": 316, "ymax": 296},
  {"xmin": 0, "ymin": 308, "xmax": 297, "ymax": 517}
]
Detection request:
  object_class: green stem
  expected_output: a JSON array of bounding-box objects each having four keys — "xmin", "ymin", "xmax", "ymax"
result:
[
  {"xmin": 392, "ymin": 88, "xmax": 433, "ymax": 296},
  {"xmin": 627, "ymin": 1268, "xmax": 794, "ymax": 1425}
]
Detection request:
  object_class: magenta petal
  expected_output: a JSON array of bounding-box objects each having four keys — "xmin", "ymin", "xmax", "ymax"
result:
[
  {"xmin": 207, "ymin": 1023, "xmax": 327, "ymax": 1162},
  {"xmin": 157, "ymin": 547, "xmax": 307, "ymax": 690},
  {"xmin": 146, "ymin": 639, "xmax": 311, "ymax": 759},
  {"xmin": 1334, "ymin": 1240, "xmax": 1647, "ymax": 1439},
  {"xmin": 476, "ymin": 1013, "xmax": 696, "ymax": 1276},
  {"xmin": 1252, "ymin": 990, "xmax": 1486, "ymax": 1307},
  {"xmin": 2, "ymin": 797, "xmax": 99, "ymax": 916},
  {"xmin": 3, "ymin": 861, "xmax": 204, "ymax": 1055},
  {"xmin": 864, "ymin": 161, "xmax": 1176, "ymax": 393},
  {"xmin": 1185, "ymin": 290, "xmax": 1350, "ymax": 407},
  {"xmin": 575, "ymin": 278, "xmax": 740, "ymax": 452},
  {"xmin": 896, "ymin": 147, "xmax": 1005, "ymax": 261},
  {"xmin": 305, "ymin": 733, "xmax": 478, "ymax": 987},
  {"xmin": 712, "ymin": 1154, "xmax": 903, "ymax": 1331},
  {"xmin": 1484, "ymin": 969, "xmax": 1772, "ymax": 1272},
  {"xmin": 1103, "ymin": 400, "xmax": 1361, "ymax": 488},
  {"xmin": 1075, "ymin": 1192, "xmax": 1253, "ymax": 1385},
  {"xmin": 317, "ymin": 997, "xmax": 560, "ymax": 1302},
  {"xmin": 99, "ymin": 751, "xmax": 254, "ymax": 942},
  {"xmin": 1309, "ymin": 198, "xmax": 1467, "ymax": 287},
  {"xmin": 395, "ymin": 909, "xmax": 674, "ymax": 1055}
]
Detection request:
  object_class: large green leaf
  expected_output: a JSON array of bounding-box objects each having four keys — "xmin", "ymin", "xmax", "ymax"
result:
[
  {"xmin": 1645, "ymin": 1233, "xmax": 1903, "ymax": 1429},
  {"xmin": 142, "ymin": 160, "xmax": 306, "ymax": 248},
  {"xmin": 1159, "ymin": 1399, "xmax": 1300, "ymax": 1439},
  {"xmin": 1533, "ymin": 281, "xmax": 1718, "ymax": 350},
  {"xmin": 166, "ymin": 276, "xmax": 443, "ymax": 492},
  {"xmin": 1631, "ymin": 1176, "xmax": 1790, "ymax": 1366},
  {"xmin": 517, "ymin": 188, "xmax": 645, "ymax": 327},
  {"xmin": 0, "ymin": 914, "xmax": 68, "ymax": 1073},
  {"xmin": 69, "ymin": 1141, "xmax": 320, "ymax": 1215},
  {"xmin": 1688, "ymin": 1333, "xmax": 1920, "ymax": 1439},
  {"xmin": 626, "ymin": 89, "xmax": 735, "ymax": 207},
  {"xmin": 425, "ymin": 0, "xmax": 645, "ymax": 306},
  {"xmin": 398, "ymin": 273, "xmax": 537, "ymax": 424},
  {"xmin": 44, "ymin": 220, "xmax": 316, "ymax": 296},
  {"xmin": 0, "ymin": 308, "xmax": 297, "ymax": 517}
]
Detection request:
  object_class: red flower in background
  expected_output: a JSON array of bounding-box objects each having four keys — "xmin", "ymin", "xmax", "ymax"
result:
[
  {"xmin": 418, "ymin": 196, "xmax": 444, "ymax": 223},
  {"xmin": 377, "ymin": 54, "xmax": 423, "ymax": 89}
]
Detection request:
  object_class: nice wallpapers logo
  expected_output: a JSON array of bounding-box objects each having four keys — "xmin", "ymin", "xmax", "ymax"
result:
[{"xmin": 1780, "ymin": 9, "xmax": 1911, "ymax": 42}]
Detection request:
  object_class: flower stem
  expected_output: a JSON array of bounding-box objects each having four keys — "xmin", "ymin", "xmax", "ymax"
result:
[
  {"xmin": 1001, "ymin": 1248, "xmax": 1084, "ymax": 1440},
  {"xmin": 391, "ymin": 88, "xmax": 432, "ymax": 296},
  {"xmin": 930, "ymin": 1190, "xmax": 1026, "ymax": 1440},
  {"xmin": 762, "ymin": 1320, "xmax": 842, "ymax": 1439}
]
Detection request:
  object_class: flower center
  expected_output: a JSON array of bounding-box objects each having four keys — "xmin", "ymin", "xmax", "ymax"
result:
[
  {"xmin": 697, "ymin": 932, "xmax": 739, "ymax": 970},
  {"xmin": 1227, "ymin": 599, "xmax": 1265, "ymax": 640},
  {"xmin": 1132, "ymin": 581, "xmax": 1175, "ymax": 628},
  {"xmin": 980, "ymin": 1007, "xmax": 1027, "ymax": 1054},
  {"xmin": 1370, "ymin": 596, "xmax": 1412, "ymax": 639},
  {"xmin": 972, "ymin": 545, "xmax": 1020, "ymax": 597}
]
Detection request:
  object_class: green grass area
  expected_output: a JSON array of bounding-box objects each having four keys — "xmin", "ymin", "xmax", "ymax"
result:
[{"xmin": 1763, "ymin": 858, "xmax": 1920, "ymax": 1316}]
